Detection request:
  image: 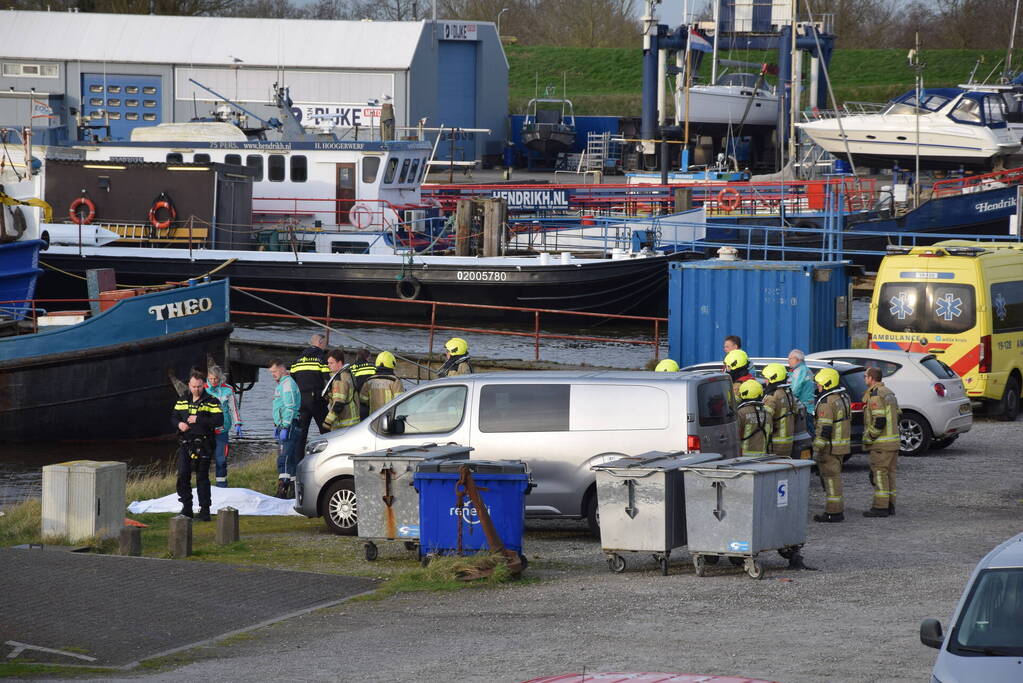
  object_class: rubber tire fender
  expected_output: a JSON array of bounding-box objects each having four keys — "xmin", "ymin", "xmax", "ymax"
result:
[{"xmin": 396, "ymin": 275, "xmax": 422, "ymax": 300}]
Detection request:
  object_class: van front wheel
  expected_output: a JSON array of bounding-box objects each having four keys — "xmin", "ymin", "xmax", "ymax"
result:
[
  {"xmin": 323, "ymin": 479, "xmax": 358, "ymax": 536},
  {"xmin": 998, "ymin": 378, "xmax": 1020, "ymax": 422}
]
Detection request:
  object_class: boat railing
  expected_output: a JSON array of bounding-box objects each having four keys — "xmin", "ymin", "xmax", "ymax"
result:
[
  {"xmin": 0, "ymin": 298, "xmax": 104, "ymax": 334},
  {"xmin": 229, "ymin": 285, "xmax": 666, "ymax": 366},
  {"xmin": 931, "ymin": 166, "xmax": 1023, "ymax": 197}
]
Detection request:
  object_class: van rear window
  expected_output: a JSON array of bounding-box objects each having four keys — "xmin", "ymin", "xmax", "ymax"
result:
[
  {"xmin": 991, "ymin": 281, "xmax": 1023, "ymax": 333},
  {"xmin": 479, "ymin": 384, "xmax": 569, "ymax": 432},
  {"xmin": 876, "ymin": 282, "xmax": 976, "ymax": 334},
  {"xmin": 697, "ymin": 380, "xmax": 734, "ymax": 427}
]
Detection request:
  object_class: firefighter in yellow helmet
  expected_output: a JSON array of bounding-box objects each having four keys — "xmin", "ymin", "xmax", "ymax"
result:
[
  {"xmin": 322, "ymin": 348, "xmax": 360, "ymax": 432},
  {"xmin": 437, "ymin": 337, "xmax": 473, "ymax": 377},
  {"xmin": 360, "ymin": 351, "xmax": 405, "ymax": 415},
  {"xmin": 862, "ymin": 366, "xmax": 901, "ymax": 517},
  {"xmin": 654, "ymin": 359, "xmax": 680, "ymax": 372},
  {"xmin": 761, "ymin": 363, "xmax": 797, "ymax": 458},
  {"xmin": 812, "ymin": 367, "xmax": 851, "ymax": 523},
  {"xmin": 724, "ymin": 349, "xmax": 754, "ymax": 400},
  {"xmin": 737, "ymin": 379, "xmax": 772, "ymax": 457}
]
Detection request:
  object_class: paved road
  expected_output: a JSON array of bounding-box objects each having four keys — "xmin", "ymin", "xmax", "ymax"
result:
[{"xmin": 34, "ymin": 418, "xmax": 1023, "ymax": 682}]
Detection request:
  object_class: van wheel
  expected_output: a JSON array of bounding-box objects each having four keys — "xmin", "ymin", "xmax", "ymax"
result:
[
  {"xmin": 930, "ymin": 435, "xmax": 958, "ymax": 450},
  {"xmin": 323, "ymin": 479, "xmax": 358, "ymax": 536},
  {"xmin": 998, "ymin": 378, "xmax": 1020, "ymax": 422},
  {"xmin": 585, "ymin": 491, "xmax": 599, "ymax": 539},
  {"xmin": 899, "ymin": 412, "xmax": 932, "ymax": 457}
]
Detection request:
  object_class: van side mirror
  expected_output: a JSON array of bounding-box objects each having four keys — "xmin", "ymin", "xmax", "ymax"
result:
[
  {"xmin": 379, "ymin": 413, "xmax": 405, "ymax": 435},
  {"xmin": 920, "ymin": 618, "xmax": 944, "ymax": 649}
]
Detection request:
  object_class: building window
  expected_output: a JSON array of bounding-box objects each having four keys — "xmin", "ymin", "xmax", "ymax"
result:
[
  {"xmin": 362, "ymin": 157, "xmax": 381, "ymax": 183},
  {"xmin": 194, "ymin": 153, "xmax": 211, "ymax": 163},
  {"xmin": 108, "ymin": 112, "xmax": 120, "ymax": 120},
  {"xmin": 90, "ymin": 98, "xmax": 103, "ymax": 106},
  {"xmin": 290, "ymin": 155, "xmax": 307, "ymax": 182},
  {"xmin": 225, "ymin": 154, "xmax": 241, "ymax": 165},
  {"xmin": 107, "ymin": 98, "xmax": 121, "ymax": 107},
  {"xmin": 166, "ymin": 153, "xmax": 183, "ymax": 163},
  {"xmin": 126, "ymin": 112, "xmax": 138, "ymax": 120},
  {"xmin": 268, "ymin": 155, "xmax": 286, "ymax": 182},
  {"xmin": 143, "ymin": 100, "xmax": 157, "ymax": 108},
  {"xmin": 143, "ymin": 87, "xmax": 157, "ymax": 95},
  {"xmin": 89, "ymin": 85, "xmax": 104, "ymax": 93},
  {"xmin": 246, "ymin": 155, "xmax": 264, "ymax": 181},
  {"xmin": 126, "ymin": 86, "xmax": 139, "ymax": 94},
  {"xmin": 126, "ymin": 99, "xmax": 139, "ymax": 107},
  {"xmin": 107, "ymin": 85, "xmax": 121, "ymax": 94},
  {"xmin": 2, "ymin": 62, "xmax": 58, "ymax": 78},
  {"xmin": 143, "ymin": 113, "xmax": 157, "ymax": 121}
]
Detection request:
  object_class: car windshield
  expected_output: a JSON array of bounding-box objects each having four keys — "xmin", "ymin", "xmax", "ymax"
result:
[
  {"xmin": 876, "ymin": 282, "xmax": 977, "ymax": 334},
  {"xmin": 949, "ymin": 568, "xmax": 1023, "ymax": 656}
]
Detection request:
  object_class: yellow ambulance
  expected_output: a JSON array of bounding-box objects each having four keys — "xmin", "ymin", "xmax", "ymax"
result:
[{"xmin": 868, "ymin": 241, "xmax": 1023, "ymax": 420}]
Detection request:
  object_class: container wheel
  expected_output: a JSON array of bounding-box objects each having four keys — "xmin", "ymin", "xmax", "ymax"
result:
[
  {"xmin": 693, "ymin": 554, "xmax": 706, "ymax": 577},
  {"xmin": 403, "ymin": 541, "xmax": 418, "ymax": 552},
  {"xmin": 728, "ymin": 556, "xmax": 744, "ymax": 567},
  {"xmin": 745, "ymin": 558, "xmax": 765, "ymax": 580},
  {"xmin": 704, "ymin": 554, "xmax": 720, "ymax": 565},
  {"xmin": 608, "ymin": 554, "xmax": 626, "ymax": 573},
  {"xmin": 657, "ymin": 555, "xmax": 669, "ymax": 576},
  {"xmin": 364, "ymin": 541, "xmax": 378, "ymax": 562}
]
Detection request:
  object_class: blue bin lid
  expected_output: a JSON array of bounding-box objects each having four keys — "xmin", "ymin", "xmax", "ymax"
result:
[{"xmin": 415, "ymin": 459, "xmax": 527, "ymax": 475}]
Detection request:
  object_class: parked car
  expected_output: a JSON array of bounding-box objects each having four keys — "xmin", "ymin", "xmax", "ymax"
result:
[
  {"xmin": 920, "ymin": 533, "xmax": 1023, "ymax": 682},
  {"xmin": 683, "ymin": 358, "xmax": 867, "ymax": 457},
  {"xmin": 807, "ymin": 349, "xmax": 973, "ymax": 456},
  {"xmin": 298, "ymin": 370, "xmax": 741, "ymax": 535}
]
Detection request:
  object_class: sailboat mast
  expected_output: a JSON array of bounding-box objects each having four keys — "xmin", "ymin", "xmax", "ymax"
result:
[
  {"xmin": 1006, "ymin": 0, "xmax": 1021, "ymax": 80},
  {"xmin": 711, "ymin": 0, "xmax": 720, "ymax": 85},
  {"xmin": 913, "ymin": 32, "xmax": 922, "ymax": 209}
]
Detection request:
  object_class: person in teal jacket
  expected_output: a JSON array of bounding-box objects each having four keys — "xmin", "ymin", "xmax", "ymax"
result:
[
  {"xmin": 270, "ymin": 360, "xmax": 302, "ymax": 498},
  {"xmin": 788, "ymin": 349, "xmax": 816, "ymax": 434},
  {"xmin": 206, "ymin": 365, "xmax": 242, "ymax": 488}
]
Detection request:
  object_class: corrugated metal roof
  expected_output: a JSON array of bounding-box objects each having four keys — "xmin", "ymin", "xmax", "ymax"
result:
[{"xmin": 0, "ymin": 11, "xmax": 425, "ymax": 69}]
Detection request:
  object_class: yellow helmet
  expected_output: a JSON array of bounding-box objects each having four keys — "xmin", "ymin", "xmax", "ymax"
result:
[
  {"xmin": 738, "ymin": 379, "xmax": 764, "ymax": 400},
  {"xmin": 815, "ymin": 367, "xmax": 841, "ymax": 391},
  {"xmin": 761, "ymin": 363, "xmax": 788, "ymax": 384},
  {"xmin": 375, "ymin": 351, "xmax": 396, "ymax": 369},
  {"xmin": 445, "ymin": 337, "xmax": 468, "ymax": 355},
  {"xmin": 655, "ymin": 359, "xmax": 680, "ymax": 372},
  {"xmin": 724, "ymin": 349, "xmax": 749, "ymax": 371}
]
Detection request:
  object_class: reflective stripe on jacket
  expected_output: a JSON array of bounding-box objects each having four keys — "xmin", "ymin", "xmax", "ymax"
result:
[
  {"xmin": 290, "ymin": 346, "xmax": 330, "ymax": 396},
  {"xmin": 813, "ymin": 389, "xmax": 851, "ymax": 455},
  {"xmin": 863, "ymin": 382, "xmax": 900, "ymax": 450},
  {"xmin": 172, "ymin": 391, "xmax": 223, "ymax": 439},
  {"xmin": 273, "ymin": 375, "xmax": 301, "ymax": 426},
  {"xmin": 324, "ymin": 370, "xmax": 360, "ymax": 430},
  {"xmin": 763, "ymin": 386, "xmax": 795, "ymax": 448}
]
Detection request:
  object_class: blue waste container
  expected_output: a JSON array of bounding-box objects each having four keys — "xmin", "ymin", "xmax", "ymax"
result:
[{"xmin": 413, "ymin": 460, "xmax": 530, "ymax": 558}]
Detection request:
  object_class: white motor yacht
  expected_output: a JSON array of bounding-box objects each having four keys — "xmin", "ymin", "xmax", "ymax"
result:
[{"xmin": 798, "ymin": 88, "xmax": 1022, "ymax": 170}]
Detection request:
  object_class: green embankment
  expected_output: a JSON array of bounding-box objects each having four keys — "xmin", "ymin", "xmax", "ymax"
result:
[{"xmin": 507, "ymin": 46, "xmax": 1007, "ymax": 116}]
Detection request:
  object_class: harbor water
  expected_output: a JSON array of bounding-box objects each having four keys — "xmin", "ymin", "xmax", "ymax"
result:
[{"xmin": 1, "ymin": 301, "xmax": 868, "ymax": 507}]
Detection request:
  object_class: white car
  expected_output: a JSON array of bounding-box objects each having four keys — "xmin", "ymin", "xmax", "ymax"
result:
[
  {"xmin": 806, "ymin": 349, "xmax": 973, "ymax": 457},
  {"xmin": 920, "ymin": 533, "xmax": 1023, "ymax": 682}
]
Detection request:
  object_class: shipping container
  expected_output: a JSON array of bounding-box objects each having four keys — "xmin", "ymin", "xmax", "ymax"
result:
[{"xmin": 667, "ymin": 259, "xmax": 852, "ymax": 367}]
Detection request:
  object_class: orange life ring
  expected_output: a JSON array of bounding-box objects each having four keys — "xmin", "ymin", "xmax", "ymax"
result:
[
  {"xmin": 348, "ymin": 204, "xmax": 373, "ymax": 229},
  {"xmin": 148, "ymin": 200, "xmax": 176, "ymax": 231},
  {"xmin": 717, "ymin": 187, "xmax": 742, "ymax": 212},
  {"xmin": 69, "ymin": 197, "xmax": 96, "ymax": 225}
]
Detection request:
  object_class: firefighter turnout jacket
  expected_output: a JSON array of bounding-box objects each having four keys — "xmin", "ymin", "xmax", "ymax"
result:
[
  {"xmin": 863, "ymin": 382, "xmax": 900, "ymax": 451},
  {"xmin": 763, "ymin": 385, "xmax": 797, "ymax": 457},
  {"xmin": 323, "ymin": 368, "xmax": 360, "ymax": 431},
  {"xmin": 737, "ymin": 399, "xmax": 772, "ymax": 457},
  {"xmin": 360, "ymin": 370, "xmax": 405, "ymax": 414},
  {"xmin": 813, "ymin": 389, "xmax": 852, "ymax": 456},
  {"xmin": 437, "ymin": 354, "xmax": 473, "ymax": 378}
]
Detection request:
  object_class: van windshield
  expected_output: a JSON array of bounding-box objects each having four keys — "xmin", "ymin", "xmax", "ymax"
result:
[
  {"xmin": 876, "ymin": 282, "xmax": 976, "ymax": 334},
  {"xmin": 949, "ymin": 568, "xmax": 1023, "ymax": 656}
]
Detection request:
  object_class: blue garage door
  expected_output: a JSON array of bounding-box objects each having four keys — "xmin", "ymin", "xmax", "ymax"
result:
[
  {"xmin": 81, "ymin": 74, "xmax": 162, "ymax": 141},
  {"xmin": 436, "ymin": 41, "xmax": 477, "ymax": 161}
]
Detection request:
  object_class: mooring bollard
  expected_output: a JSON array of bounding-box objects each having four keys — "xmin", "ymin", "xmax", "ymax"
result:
[
  {"xmin": 168, "ymin": 514, "xmax": 192, "ymax": 558},
  {"xmin": 119, "ymin": 525, "xmax": 142, "ymax": 556},
  {"xmin": 216, "ymin": 506, "xmax": 240, "ymax": 545}
]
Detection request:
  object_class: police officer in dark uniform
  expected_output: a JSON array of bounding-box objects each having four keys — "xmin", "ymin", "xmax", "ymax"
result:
[
  {"xmin": 290, "ymin": 333, "xmax": 331, "ymax": 461},
  {"xmin": 173, "ymin": 371, "xmax": 223, "ymax": 521}
]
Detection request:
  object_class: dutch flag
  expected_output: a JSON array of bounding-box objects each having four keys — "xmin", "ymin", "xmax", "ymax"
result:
[{"xmin": 689, "ymin": 28, "xmax": 713, "ymax": 53}]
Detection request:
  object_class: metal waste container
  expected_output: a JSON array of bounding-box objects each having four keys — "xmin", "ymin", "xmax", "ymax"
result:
[
  {"xmin": 682, "ymin": 457, "xmax": 814, "ymax": 579},
  {"xmin": 592, "ymin": 451, "xmax": 724, "ymax": 575},
  {"xmin": 351, "ymin": 444, "xmax": 472, "ymax": 561},
  {"xmin": 414, "ymin": 459, "xmax": 530, "ymax": 561}
]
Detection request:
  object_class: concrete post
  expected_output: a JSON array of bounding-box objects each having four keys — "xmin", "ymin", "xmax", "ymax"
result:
[
  {"xmin": 119, "ymin": 525, "xmax": 142, "ymax": 556},
  {"xmin": 455, "ymin": 200, "xmax": 472, "ymax": 256},
  {"xmin": 216, "ymin": 507, "xmax": 240, "ymax": 545},
  {"xmin": 168, "ymin": 514, "xmax": 192, "ymax": 559}
]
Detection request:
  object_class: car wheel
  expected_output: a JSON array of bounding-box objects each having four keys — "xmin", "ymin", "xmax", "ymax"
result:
[
  {"xmin": 585, "ymin": 488, "xmax": 600, "ymax": 539},
  {"xmin": 930, "ymin": 435, "xmax": 959, "ymax": 450},
  {"xmin": 998, "ymin": 377, "xmax": 1020, "ymax": 422},
  {"xmin": 323, "ymin": 478, "xmax": 358, "ymax": 536},
  {"xmin": 899, "ymin": 411, "xmax": 932, "ymax": 457}
]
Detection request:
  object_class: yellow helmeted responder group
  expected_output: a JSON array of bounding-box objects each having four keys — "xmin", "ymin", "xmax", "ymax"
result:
[{"xmin": 657, "ymin": 336, "xmax": 902, "ymax": 523}]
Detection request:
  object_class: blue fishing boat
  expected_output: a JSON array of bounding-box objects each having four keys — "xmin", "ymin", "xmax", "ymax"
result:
[{"xmin": 0, "ymin": 278, "xmax": 232, "ymax": 442}]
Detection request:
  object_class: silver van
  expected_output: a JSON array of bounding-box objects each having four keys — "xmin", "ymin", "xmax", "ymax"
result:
[{"xmin": 295, "ymin": 370, "xmax": 740, "ymax": 535}]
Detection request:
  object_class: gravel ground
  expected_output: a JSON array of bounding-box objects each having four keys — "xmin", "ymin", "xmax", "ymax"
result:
[{"xmin": 94, "ymin": 418, "xmax": 1021, "ymax": 683}]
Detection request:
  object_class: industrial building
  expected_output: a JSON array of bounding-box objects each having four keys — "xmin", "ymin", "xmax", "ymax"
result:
[{"xmin": 0, "ymin": 10, "xmax": 507, "ymax": 161}]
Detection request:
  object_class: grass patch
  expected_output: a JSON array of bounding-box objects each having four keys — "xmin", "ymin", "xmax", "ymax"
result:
[
  {"xmin": 0, "ymin": 662, "xmax": 116, "ymax": 678},
  {"xmin": 507, "ymin": 46, "xmax": 1005, "ymax": 116}
]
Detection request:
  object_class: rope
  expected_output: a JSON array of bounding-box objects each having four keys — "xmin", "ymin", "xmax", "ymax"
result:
[{"xmin": 39, "ymin": 257, "xmax": 238, "ymax": 289}]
